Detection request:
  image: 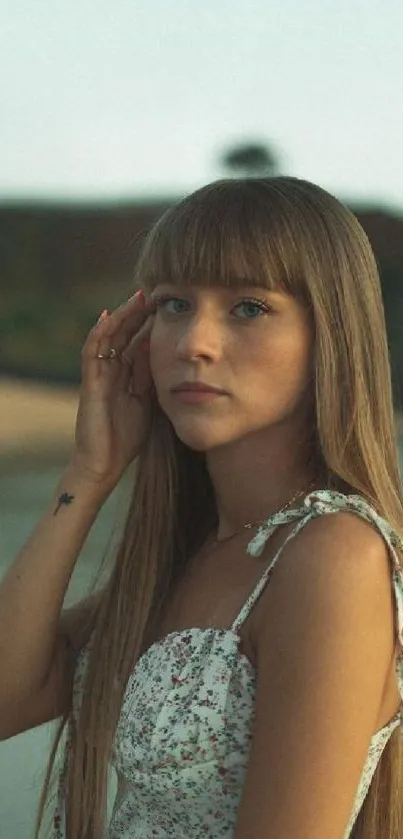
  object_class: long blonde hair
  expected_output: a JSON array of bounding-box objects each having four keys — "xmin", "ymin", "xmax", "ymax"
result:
[{"xmin": 35, "ymin": 177, "xmax": 403, "ymax": 838}]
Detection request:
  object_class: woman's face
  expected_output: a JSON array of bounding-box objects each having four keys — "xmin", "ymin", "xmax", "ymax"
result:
[{"xmin": 149, "ymin": 282, "xmax": 314, "ymax": 452}]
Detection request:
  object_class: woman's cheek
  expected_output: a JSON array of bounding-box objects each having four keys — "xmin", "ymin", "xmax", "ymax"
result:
[{"xmin": 149, "ymin": 338, "xmax": 168, "ymax": 385}]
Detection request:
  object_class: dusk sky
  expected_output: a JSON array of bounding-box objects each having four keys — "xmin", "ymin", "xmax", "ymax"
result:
[{"xmin": 1, "ymin": 0, "xmax": 402, "ymax": 210}]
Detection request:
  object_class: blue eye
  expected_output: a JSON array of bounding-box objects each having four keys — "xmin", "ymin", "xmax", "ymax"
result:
[
  {"xmin": 154, "ymin": 296, "xmax": 189, "ymax": 315},
  {"xmin": 153, "ymin": 295, "xmax": 272, "ymax": 319},
  {"xmin": 233, "ymin": 300, "xmax": 268, "ymax": 319}
]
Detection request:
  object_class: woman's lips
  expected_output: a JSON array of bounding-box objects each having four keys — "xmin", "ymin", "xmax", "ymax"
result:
[{"xmin": 171, "ymin": 389, "xmax": 226, "ymax": 403}]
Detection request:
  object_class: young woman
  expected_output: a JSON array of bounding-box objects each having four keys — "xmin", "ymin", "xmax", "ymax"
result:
[{"xmin": 1, "ymin": 177, "xmax": 403, "ymax": 839}]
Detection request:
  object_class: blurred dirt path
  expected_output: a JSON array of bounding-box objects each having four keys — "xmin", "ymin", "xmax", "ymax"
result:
[
  {"xmin": 1, "ymin": 374, "xmax": 403, "ymax": 469},
  {"xmin": 0, "ymin": 376, "xmax": 79, "ymax": 467}
]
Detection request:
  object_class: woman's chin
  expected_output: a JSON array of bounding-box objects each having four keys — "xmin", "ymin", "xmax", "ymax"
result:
[
  {"xmin": 162, "ymin": 405, "xmax": 241, "ymax": 452},
  {"xmin": 169, "ymin": 419, "xmax": 226, "ymax": 452},
  {"xmin": 173, "ymin": 429, "xmax": 218, "ymax": 452}
]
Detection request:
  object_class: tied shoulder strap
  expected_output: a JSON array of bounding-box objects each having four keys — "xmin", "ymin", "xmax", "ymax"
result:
[
  {"xmin": 247, "ymin": 489, "xmax": 403, "ymax": 557},
  {"xmin": 246, "ymin": 489, "xmax": 403, "ymax": 654}
]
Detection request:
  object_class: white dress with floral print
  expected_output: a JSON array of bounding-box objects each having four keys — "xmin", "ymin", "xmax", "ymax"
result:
[{"xmin": 52, "ymin": 491, "xmax": 403, "ymax": 838}]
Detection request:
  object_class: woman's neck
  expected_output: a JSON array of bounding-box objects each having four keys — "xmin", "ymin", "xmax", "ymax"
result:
[{"xmin": 205, "ymin": 429, "xmax": 319, "ymax": 542}]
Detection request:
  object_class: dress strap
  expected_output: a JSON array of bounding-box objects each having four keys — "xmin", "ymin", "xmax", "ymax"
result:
[{"xmin": 230, "ymin": 490, "xmax": 403, "ymax": 678}]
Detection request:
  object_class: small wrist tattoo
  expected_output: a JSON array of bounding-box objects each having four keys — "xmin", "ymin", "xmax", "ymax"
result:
[{"xmin": 54, "ymin": 492, "xmax": 75, "ymax": 516}]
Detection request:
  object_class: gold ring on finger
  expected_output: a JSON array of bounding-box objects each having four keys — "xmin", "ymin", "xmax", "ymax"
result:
[{"xmin": 97, "ymin": 348, "xmax": 119, "ymax": 360}]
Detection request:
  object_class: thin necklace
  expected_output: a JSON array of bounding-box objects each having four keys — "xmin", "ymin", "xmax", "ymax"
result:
[{"xmin": 213, "ymin": 481, "xmax": 316, "ymax": 545}]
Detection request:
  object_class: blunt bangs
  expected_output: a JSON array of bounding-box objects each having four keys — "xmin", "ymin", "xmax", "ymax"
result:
[{"xmin": 134, "ymin": 179, "xmax": 308, "ymax": 300}]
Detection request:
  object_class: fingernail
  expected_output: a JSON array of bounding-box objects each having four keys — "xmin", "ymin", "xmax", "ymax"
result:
[
  {"xmin": 130, "ymin": 289, "xmax": 144, "ymax": 301},
  {"xmin": 97, "ymin": 309, "xmax": 109, "ymax": 324}
]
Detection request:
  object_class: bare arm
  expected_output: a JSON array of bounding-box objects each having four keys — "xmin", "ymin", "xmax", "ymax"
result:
[
  {"xmin": 1, "ymin": 589, "xmax": 104, "ymax": 740},
  {"xmin": 234, "ymin": 513, "xmax": 395, "ymax": 839},
  {"xmin": 0, "ymin": 463, "xmax": 112, "ymax": 740},
  {"xmin": 0, "ymin": 291, "xmax": 156, "ymax": 740}
]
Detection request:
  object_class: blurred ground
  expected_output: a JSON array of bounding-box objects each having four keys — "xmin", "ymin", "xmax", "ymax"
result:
[
  {"xmin": 1, "ymin": 375, "xmax": 403, "ymax": 476},
  {"xmin": 0, "ymin": 376, "xmax": 78, "ymax": 473}
]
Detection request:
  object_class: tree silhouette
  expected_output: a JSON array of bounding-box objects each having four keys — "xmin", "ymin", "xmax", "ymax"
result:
[{"xmin": 219, "ymin": 141, "xmax": 279, "ymax": 177}]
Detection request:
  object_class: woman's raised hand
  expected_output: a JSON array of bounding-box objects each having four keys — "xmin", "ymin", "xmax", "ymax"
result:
[{"xmin": 71, "ymin": 290, "xmax": 157, "ymax": 488}]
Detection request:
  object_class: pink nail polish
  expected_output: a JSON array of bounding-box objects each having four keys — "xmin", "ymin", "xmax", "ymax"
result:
[
  {"xmin": 97, "ymin": 309, "xmax": 109, "ymax": 324},
  {"xmin": 130, "ymin": 289, "xmax": 144, "ymax": 301}
]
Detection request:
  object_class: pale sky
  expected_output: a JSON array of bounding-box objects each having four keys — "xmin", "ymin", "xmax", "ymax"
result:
[{"xmin": 1, "ymin": 0, "xmax": 403, "ymax": 210}]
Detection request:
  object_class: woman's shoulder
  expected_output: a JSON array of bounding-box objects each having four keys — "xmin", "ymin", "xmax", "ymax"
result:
[
  {"xmin": 299, "ymin": 489, "xmax": 403, "ymax": 554},
  {"xmin": 247, "ymin": 487, "xmax": 403, "ymax": 564},
  {"xmin": 253, "ymin": 489, "xmax": 399, "ymax": 667}
]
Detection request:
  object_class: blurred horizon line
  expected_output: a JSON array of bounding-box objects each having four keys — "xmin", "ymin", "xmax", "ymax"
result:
[{"xmin": 0, "ymin": 189, "xmax": 402, "ymax": 217}]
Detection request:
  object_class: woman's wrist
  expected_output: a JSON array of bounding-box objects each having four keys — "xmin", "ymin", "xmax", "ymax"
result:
[{"xmin": 59, "ymin": 459, "xmax": 118, "ymax": 505}]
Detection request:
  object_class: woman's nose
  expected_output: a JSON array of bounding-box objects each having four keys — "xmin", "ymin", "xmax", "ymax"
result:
[{"xmin": 175, "ymin": 314, "xmax": 223, "ymax": 361}]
